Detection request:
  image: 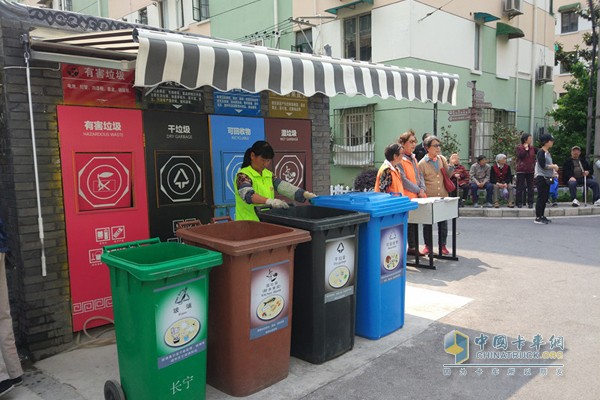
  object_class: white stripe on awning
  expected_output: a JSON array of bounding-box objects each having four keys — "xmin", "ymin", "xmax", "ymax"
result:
[{"xmin": 134, "ymin": 29, "xmax": 458, "ymax": 105}]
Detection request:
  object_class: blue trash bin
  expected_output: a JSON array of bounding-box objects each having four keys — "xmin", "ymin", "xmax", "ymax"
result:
[{"xmin": 311, "ymin": 192, "xmax": 418, "ymax": 339}]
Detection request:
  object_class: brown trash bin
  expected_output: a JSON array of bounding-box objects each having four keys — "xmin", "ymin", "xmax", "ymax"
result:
[{"xmin": 176, "ymin": 220, "xmax": 311, "ymax": 397}]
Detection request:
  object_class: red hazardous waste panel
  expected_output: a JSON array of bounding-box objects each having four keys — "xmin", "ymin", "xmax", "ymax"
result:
[{"xmin": 57, "ymin": 106, "xmax": 149, "ymax": 331}]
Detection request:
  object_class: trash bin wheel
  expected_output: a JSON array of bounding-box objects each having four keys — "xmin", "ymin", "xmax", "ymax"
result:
[{"xmin": 104, "ymin": 379, "xmax": 126, "ymax": 400}]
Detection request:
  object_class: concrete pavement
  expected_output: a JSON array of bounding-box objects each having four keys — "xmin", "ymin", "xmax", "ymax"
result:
[{"xmin": 5, "ymin": 214, "xmax": 599, "ymax": 400}]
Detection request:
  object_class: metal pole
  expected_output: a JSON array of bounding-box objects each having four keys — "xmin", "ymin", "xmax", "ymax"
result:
[
  {"xmin": 24, "ymin": 49, "xmax": 47, "ymax": 277},
  {"xmin": 587, "ymin": 0, "xmax": 597, "ymax": 160},
  {"xmin": 433, "ymin": 102, "xmax": 438, "ymax": 136}
]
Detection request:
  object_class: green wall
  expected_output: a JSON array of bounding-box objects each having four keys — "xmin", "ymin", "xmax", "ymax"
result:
[{"xmin": 210, "ymin": 0, "xmax": 293, "ymax": 50}]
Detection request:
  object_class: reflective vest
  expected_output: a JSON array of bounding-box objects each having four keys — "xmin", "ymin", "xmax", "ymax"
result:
[
  {"xmin": 374, "ymin": 161, "xmax": 404, "ymax": 194},
  {"xmin": 234, "ymin": 165, "xmax": 275, "ymax": 221},
  {"xmin": 399, "ymin": 154, "xmax": 420, "ymax": 199}
]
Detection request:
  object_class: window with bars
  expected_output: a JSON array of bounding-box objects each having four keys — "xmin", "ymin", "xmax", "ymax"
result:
[
  {"xmin": 344, "ymin": 14, "xmax": 371, "ymax": 61},
  {"xmin": 293, "ymin": 29, "xmax": 313, "ymax": 53},
  {"xmin": 193, "ymin": 0, "xmax": 209, "ymax": 22},
  {"xmin": 332, "ymin": 105, "xmax": 375, "ymax": 166},
  {"xmin": 474, "ymin": 108, "xmax": 516, "ymax": 160},
  {"xmin": 561, "ymin": 11, "xmax": 578, "ymax": 33},
  {"xmin": 138, "ymin": 7, "xmax": 148, "ymax": 25}
]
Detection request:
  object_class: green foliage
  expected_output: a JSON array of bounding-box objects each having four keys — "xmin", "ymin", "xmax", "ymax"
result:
[
  {"xmin": 547, "ymin": 62, "xmax": 590, "ymax": 166},
  {"xmin": 491, "ymin": 123, "xmax": 522, "ymax": 168},
  {"xmin": 439, "ymin": 125, "xmax": 460, "ymax": 156}
]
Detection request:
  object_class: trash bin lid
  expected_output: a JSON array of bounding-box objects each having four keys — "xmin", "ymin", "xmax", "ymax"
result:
[
  {"xmin": 255, "ymin": 205, "xmax": 370, "ymax": 231},
  {"xmin": 311, "ymin": 192, "xmax": 418, "ymax": 217},
  {"xmin": 101, "ymin": 238, "xmax": 223, "ymax": 281},
  {"xmin": 176, "ymin": 220, "xmax": 311, "ymax": 256}
]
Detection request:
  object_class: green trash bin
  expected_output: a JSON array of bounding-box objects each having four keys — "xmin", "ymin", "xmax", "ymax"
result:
[{"xmin": 100, "ymin": 238, "xmax": 222, "ymax": 400}]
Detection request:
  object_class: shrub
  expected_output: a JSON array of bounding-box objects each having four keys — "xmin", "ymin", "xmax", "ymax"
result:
[
  {"xmin": 439, "ymin": 125, "xmax": 461, "ymax": 156},
  {"xmin": 353, "ymin": 168, "xmax": 377, "ymax": 191}
]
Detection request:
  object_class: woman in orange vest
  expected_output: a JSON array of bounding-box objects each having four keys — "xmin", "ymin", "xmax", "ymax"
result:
[
  {"xmin": 398, "ymin": 130, "xmax": 427, "ymax": 256},
  {"xmin": 374, "ymin": 143, "xmax": 404, "ymax": 194}
]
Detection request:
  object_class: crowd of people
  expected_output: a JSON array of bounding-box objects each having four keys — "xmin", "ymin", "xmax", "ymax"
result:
[
  {"xmin": 374, "ymin": 131, "xmax": 600, "ymax": 244},
  {"xmin": 232, "ymin": 134, "xmax": 598, "ymax": 254}
]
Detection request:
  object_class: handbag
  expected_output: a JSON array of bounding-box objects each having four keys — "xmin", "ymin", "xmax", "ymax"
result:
[{"xmin": 440, "ymin": 162, "xmax": 456, "ymax": 193}]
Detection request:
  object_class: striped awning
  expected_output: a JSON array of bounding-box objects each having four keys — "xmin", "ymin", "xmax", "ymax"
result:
[{"xmin": 134, "ymin": 29, "xmax": 458, "ymax": 105}]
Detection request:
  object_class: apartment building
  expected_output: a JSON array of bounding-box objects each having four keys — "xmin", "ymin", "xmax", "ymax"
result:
[{"xmin": 553, "ymin": 0, "xmax": 592, "ymax": 97}]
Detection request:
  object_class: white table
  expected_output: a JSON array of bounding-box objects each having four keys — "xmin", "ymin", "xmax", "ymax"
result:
[{"xmin": 407, "ymin": 197, "xmax": 459, "ymax": 270}]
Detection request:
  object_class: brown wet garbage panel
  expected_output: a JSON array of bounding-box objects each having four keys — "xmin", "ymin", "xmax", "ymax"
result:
[{"xmin": 176, "ymin": 220, "xmax": 311, "ymax": 397}]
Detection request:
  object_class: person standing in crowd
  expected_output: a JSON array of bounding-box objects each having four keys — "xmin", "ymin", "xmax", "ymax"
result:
[
  {"xmin": 375, "ymin": 143, "xmax": 404, "ymax": 194},
  {"xmin": 235, "ymin": 140, "xmax": 316, "ymax": 221},
  {"xmin": 534, "ymin": 134, "xmax": 559, "ymax": 224},
  {"xmin": 414, "ymin": 132, "xmax": 431, "ymax": 162},
  {"xmin": 397, "ymin": 131, "xmax": 427, "ymax": 256},
  {"xmin": 562, "ymin": 145, "xmax": 600, "ymax": 207},
  {"xmin": 0, "ymin": 217, "xmax": 24, "ymax": 397},
  {"xmin": 418, "ymin": 136, "xmax": 453, "ymax": 256},
  {"xmin": 490, "ymin": 154, "xmax": 514, "ymax": 208},
  {"xmin": 515, "ymin": 133, "xmax": 537, "ymax": 209},
  {"xmin": 448, "ymin": 153, "xmax": 470, "ymax": 207},
  {"xmin": 469, "ymin": 155, "xmax": 493, "ymax": 208}
]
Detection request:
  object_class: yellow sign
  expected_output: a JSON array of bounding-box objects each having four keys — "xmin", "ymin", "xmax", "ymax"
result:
[{"xmin": 268, "ymin": 92, "xmax": 308, "ymax": 119}]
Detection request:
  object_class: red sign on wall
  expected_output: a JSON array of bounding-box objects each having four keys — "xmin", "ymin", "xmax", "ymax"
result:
[
  {"xmin": 75, "ymin": 154, "xmax": 132, "ymax": 211},
  {"xmin": 62, "ymin": 64, "xmax": 136, "ymax": 108},
  {"xmin": 58, "ymin": 106, "xmax": 149, "ymax": 331}
]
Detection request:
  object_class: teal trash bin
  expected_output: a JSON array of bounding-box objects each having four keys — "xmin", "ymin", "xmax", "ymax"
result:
[
  {"xmin": 101, "ymin": 238, "xmax": 222, "ymax": 400},
  {"xmin": 311, "ymin": 192, "xmax": 418, "ymax": 339}
]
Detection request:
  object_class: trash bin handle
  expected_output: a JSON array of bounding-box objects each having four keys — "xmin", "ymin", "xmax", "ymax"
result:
[
  {"xmin": 210, "ymin": 216, "xmax": 232, "ymax": 224},
  {"xmin": 103, "ymin": 238, "xmax": 161, "ymax": 253},
  {"xmin": 176, "ymin": 220, "xmax": 202, "ymax": 230}
]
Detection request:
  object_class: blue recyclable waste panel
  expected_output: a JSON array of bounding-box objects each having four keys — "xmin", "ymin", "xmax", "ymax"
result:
[
  {"xmin": 209, "ymin": 115, "xmax": 265, "ymax": 219},
  {"xmin": 311, "ymin": 192, "xmax": 418, "ymax": 339}
]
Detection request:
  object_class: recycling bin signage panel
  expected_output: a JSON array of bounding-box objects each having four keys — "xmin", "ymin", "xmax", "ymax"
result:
[
  {"xmin": 156, "ymin": 276, "xmax": 208, "ymax": 369},
  {"xmin": 250, "ymin": 260, "xmax": 291, "ymax": 340},
  {"xmin": 324, "ymin": 236, "xmax": 356, "ymax": 303},
  {"xmin": 209, "ymin": 115, "xmax": 265, "ymax": 206},
  {"xmin": 144, "ymin": 111, "xmax": 213, "ymax": 241},
  {"xmin": 57, "ymin": 105, "xmax": 149, "ymax": 332},
  {"xmin": 380, "ymin": 225, "xmax": 405, "ymax": 283},
  {"xmin": 265, "ymin": 118, "xmax": 312, "ymax": 192}
]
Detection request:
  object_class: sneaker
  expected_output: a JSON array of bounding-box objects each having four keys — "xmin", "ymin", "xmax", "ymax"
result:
[
  {"xmin": 551, "ymin": 202, "xmax": 558, "ymax": 207},
  {"xmin": 440, "ymin": 245, "xmax": 450, "ymax": 255},
  {"xmin": 421, "ymin": 246, "xmax": 432, "ymax": 256},
  {"xmin": 0, "ymin": 380, "xmax": 14, "ymax": 397},
  {"xmin": 508, "ymin": 202, "xmax": 514, "ymax": 208},
  {"xmin": 407, "ymin": 248, "xmax": 424, "ymax": 256},
  {"xmin": 494, "ymin": 201, "xmax": 500, "ymax": 208},
  {"xmin": 473, "ymin": 203, "xmax": 481, "ymax": 208},
  {"xmin": 572, "ymin": 199, "xmax": 580, "ymax": 207},
  {"xmin": 10, "ymin": 377, "xmax": 23, "ymax": 387},
  {"xmin": 594, "ymin": 199, "xmax": 600, "ymax": 206},
  {"xmin": 485, "ymin": 202, "xmax": 494, "ymax": 208},
  {"xmin": 541, "ymin": 216, "xmax": 552, "ymax": 223},
  {"xmin": 517, "ymin": 204, "xmax": 522, "ymax": 208},
  {"xmin": 528, "ymin": 204, "xmax": 534, "ymax": 209},
  {"xmin": 534, "ymin": 217, "xmax": 548, "ymax": 224}
]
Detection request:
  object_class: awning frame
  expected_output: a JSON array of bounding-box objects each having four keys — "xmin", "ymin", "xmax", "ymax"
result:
[{"xmin": 325, "ymin": 0, "xmax": 373, "ymax": 15}]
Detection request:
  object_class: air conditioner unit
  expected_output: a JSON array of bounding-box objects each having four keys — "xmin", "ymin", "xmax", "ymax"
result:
[
  {"xmin": 505, "ymin": 0, "xmax": 523, "ymax": 16},
  {"xmin": 537, "ymin": 65, "xmax": 553, "ymax": 83}
]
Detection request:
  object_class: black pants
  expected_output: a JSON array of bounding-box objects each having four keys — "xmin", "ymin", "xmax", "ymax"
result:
[
  {"xmin": 516, "ymin": 173, "xmax": 534, "ymax": 207},
  {"xmin": 535, "ymin": 176, "xmax": 550, "ymax": 218},
  {"xmin": 423, "ymin": 221, "xmax": 448, "ymax": 247}
]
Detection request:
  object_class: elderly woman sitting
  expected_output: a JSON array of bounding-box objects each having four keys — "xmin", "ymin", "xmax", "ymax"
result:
[{"xmin": 490, "ymin": 153, "xmax": 515, "ymax": 208}]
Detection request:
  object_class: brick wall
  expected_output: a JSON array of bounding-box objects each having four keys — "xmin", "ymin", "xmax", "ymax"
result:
[{"xmin": 0, "ymin": 17, "xmax": 73, "ymax": 361}]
